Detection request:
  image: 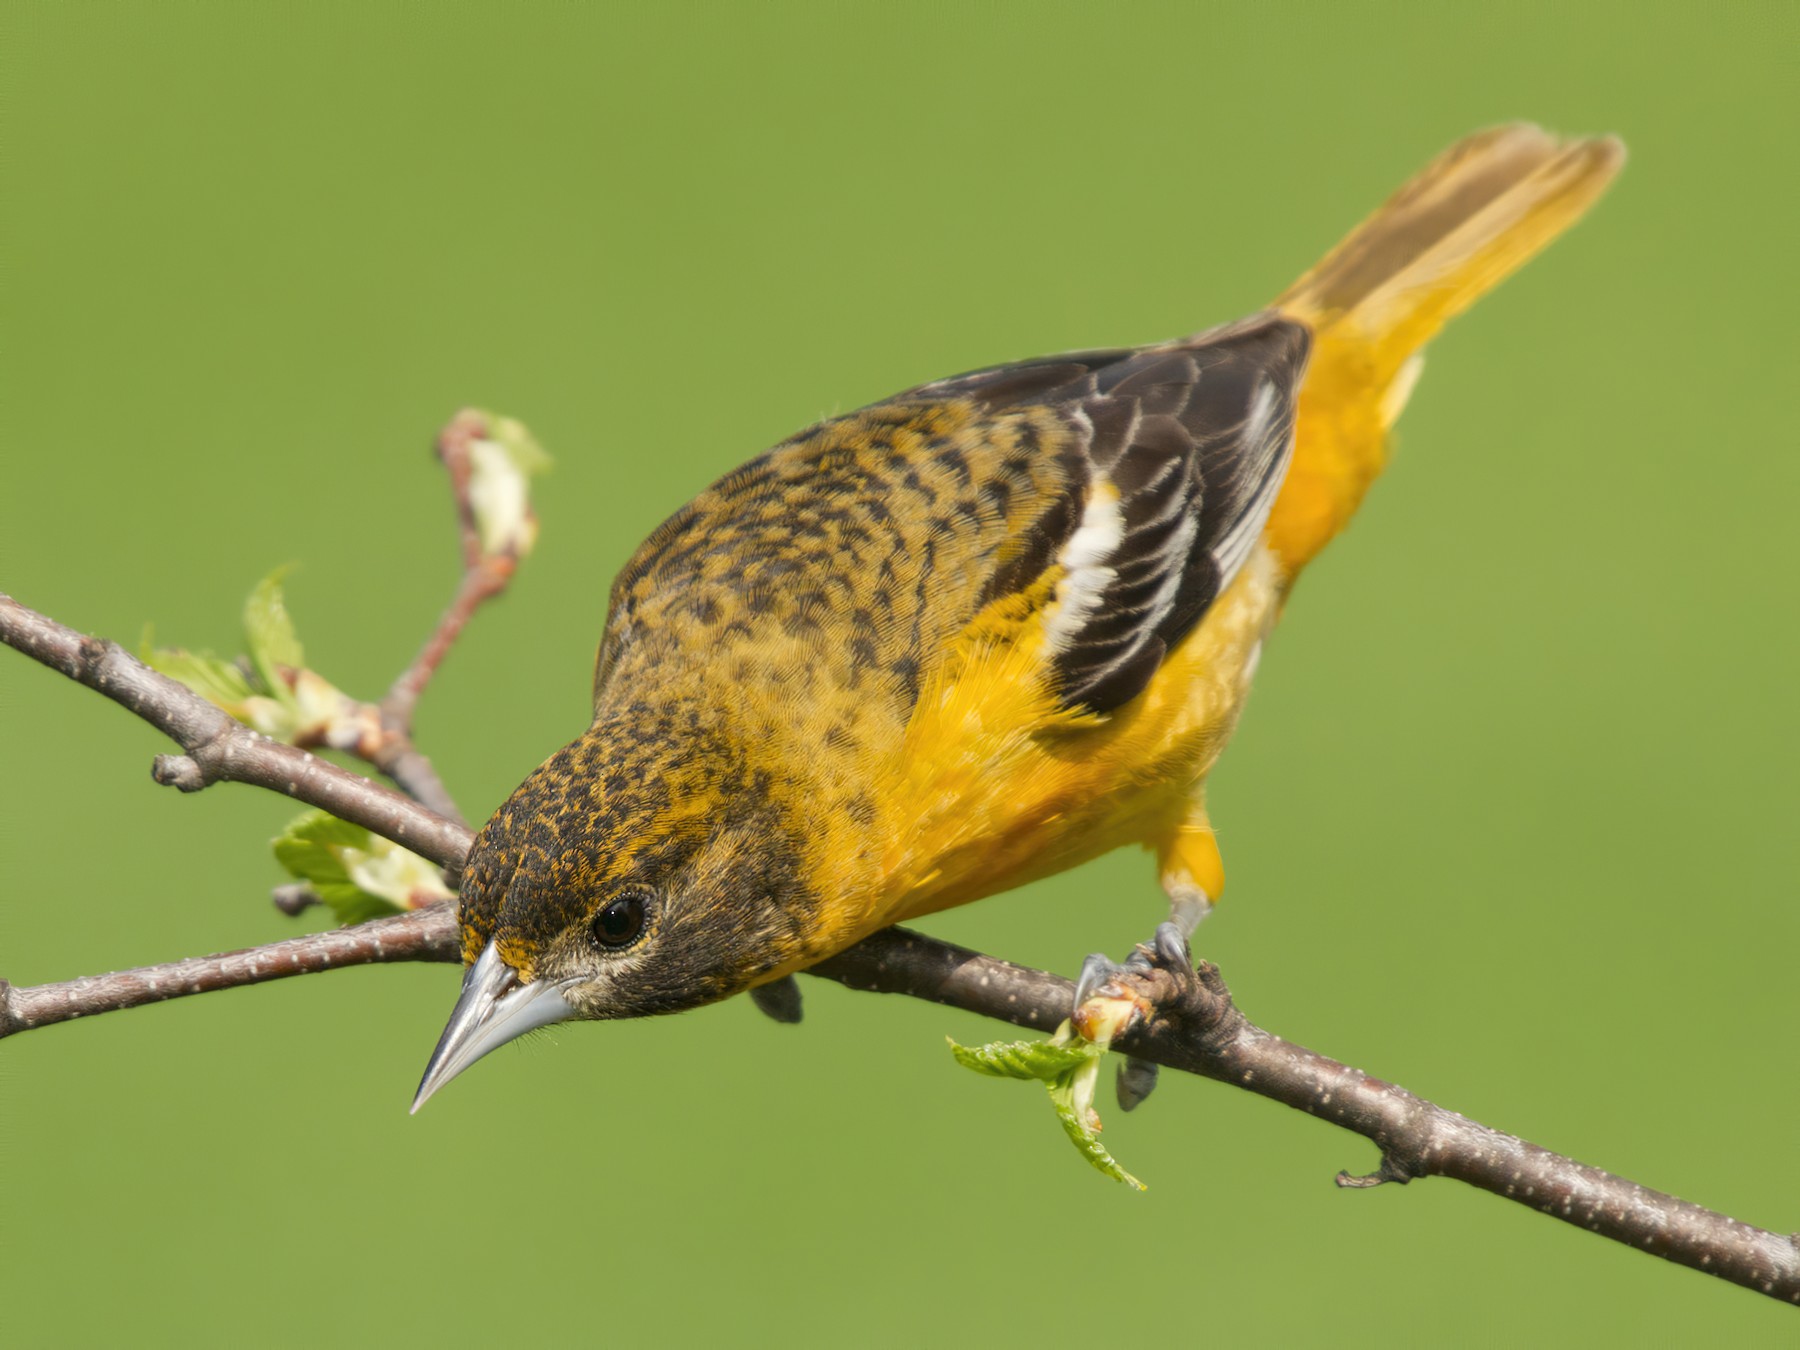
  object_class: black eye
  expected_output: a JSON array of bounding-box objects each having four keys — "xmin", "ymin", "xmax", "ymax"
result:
[{"xmin": 590, "ymin": 889, "xmax": 649, "ymax": 949}]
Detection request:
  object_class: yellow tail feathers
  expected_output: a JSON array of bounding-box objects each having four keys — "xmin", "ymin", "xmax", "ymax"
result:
[
  {"xmin": 1278, "ymin": 124, "xmax": 1626, "ymax": 372},
  {"xmin": 1264, "ymin": 124, "xmax": 1625, "ymax": 573}
]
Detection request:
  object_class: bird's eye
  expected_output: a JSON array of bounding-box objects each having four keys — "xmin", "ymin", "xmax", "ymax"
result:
[{"xmin": 590, "ymin": 889, "xmax": 650, "ymax": 949}]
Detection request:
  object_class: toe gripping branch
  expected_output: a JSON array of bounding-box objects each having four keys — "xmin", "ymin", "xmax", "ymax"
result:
[
  {"xmin": 1089, "ymin": 933, "xmax": 1429, "ymax": 1192},
  {"xmin": 1075, "ymin": 922, "xmax": 1248, "ymax": 1111},
  {"xmin": 1078, "ymin": 931, "xmax": 1429, "ymax": 1189}
]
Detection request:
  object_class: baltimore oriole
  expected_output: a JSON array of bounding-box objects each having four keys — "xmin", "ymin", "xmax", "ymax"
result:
[{"xmin": 414, "ymin": 124, "xmax": 1624, "ymax": 1110}]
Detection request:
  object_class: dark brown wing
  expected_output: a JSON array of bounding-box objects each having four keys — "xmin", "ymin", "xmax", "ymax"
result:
[{"xmin": 915, "ymin": 314, "xmax": 1309, "ymax": 710}]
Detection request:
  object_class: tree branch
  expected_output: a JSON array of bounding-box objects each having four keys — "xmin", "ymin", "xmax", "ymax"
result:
[
  {"xmin": 353, "ymin": 720, "xmax": 467, "ymax": 827},
  {"xmin": 2, "ymin": 590, "xmax": 1796, "ymax": 1306},
  {"xmin": 0, "ymin": 592, "xmax": 473, "ymax": 875},
  {"xmin": 0, "ymin": 906, "xmax": 458, "ymax": 1034}
]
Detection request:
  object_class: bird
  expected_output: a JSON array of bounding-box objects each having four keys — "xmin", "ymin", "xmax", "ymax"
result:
[{"xmin": 413, "ymin": 124, "xmax": 1625, "ymax": 1112}]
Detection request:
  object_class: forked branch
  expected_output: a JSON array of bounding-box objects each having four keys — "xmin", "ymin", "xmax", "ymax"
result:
[{"xmin": 0, "ymin": 593, "xmax": 472, "ymax": 870}]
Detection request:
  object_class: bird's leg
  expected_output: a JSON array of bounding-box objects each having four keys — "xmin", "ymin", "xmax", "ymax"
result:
[{"xmin": 1075, "ymin": 811, "xmax": 1222, "ymax": 1111}]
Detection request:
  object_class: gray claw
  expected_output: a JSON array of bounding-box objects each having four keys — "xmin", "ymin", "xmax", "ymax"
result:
[
  {"xmin": 749, "ymin": 975, "xmax": 804, "ymax": 1024},
  {"xmin": 1074, "ymin": 918, "xmax": 1201, "ymax": 1112},
  {"xmin": 1075, "ymin": 953, "xmax": 1119, "ymax": 1009},
  {"xmin": 1152, "ymin": 920, "xmax": 1193, "ymax": 970},
  {"xmin": 1116, "ymin": 1056, "xmax": 1159, "ymax": 1111}
]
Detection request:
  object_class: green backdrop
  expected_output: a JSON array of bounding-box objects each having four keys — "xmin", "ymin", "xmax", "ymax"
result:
[{"xmin": 4, "ymin": 3, "xmax": 1795, "ymax": 1343}]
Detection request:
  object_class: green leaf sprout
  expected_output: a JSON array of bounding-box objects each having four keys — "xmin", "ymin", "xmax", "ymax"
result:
[
  {"xmin": 272, "ymin": 810, "xmax": 453, "ymax": 926},
  {"xmin": 949, "ymin": 1021, "xmax": 1147, "ymax": 1191},
  {"xmin": 143, "ymin": 568, "xmax": 356, "ymax": 744}
]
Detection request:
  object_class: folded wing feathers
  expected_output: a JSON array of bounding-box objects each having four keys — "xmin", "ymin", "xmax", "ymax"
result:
[
  {"xmin": 1048, "ymin": 316, "xmax": 1307, "ymax": 712},
  {"xmin": 896, "ymin": 314, "xmax": 1307, "ymax": 714}
]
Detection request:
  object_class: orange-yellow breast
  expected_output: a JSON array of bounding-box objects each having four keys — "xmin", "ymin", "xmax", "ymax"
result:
[{"xmin": 873, "ymin": 541, "xmax": 1282, "ymax": 929}]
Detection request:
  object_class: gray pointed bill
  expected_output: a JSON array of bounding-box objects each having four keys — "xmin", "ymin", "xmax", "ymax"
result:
[{"xmin": 411, "ymin": 941, "xmax": 577, "ymax": 1113}]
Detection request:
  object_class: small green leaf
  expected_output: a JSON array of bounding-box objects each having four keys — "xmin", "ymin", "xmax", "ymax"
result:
[
  {"xmin": 141, "ymin": 634, "xmax": 257, "ymax": 708},
  {"xmin": 478, "ymin": 409, "xmax": 552, "ymax": 476},
  {"xmin": 1049, "ymin": 1080, "xmax": 1147, "ymax": 1191},
  {"xmin": 272, "ymin": 810, "xmax": 452, "ymax": 926},
  {"xmin": 147, "ymin": 580, "xmax": 352, "ymax": 744},
  {"xmin": 310, "ymin": 883, "xmax": 400, "ymax": 928},
  {"xmin": 273, "ymin": 811, "xmax": 368, "ymax": 886},
  {"xmin": 243, "ymin": 566, "xmax": 304, "ymax": 704},
  {"xmin": 950, "ymin": 1027, "xmax": 1147, "ymax": 1190},
  {"xmin": 949, "ymin": 1036, "xmax": 1094, "ymax": 1081}
]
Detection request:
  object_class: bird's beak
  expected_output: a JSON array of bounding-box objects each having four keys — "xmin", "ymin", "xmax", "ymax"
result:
[{"xmin": 410, "ymin": 941, "xmax": 576, "ymax": 1113}]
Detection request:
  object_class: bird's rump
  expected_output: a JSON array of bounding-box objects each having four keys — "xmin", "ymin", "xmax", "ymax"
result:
[{"xmin": 595, "ymin": 315, "xmax": 1309, "ymax": 735}]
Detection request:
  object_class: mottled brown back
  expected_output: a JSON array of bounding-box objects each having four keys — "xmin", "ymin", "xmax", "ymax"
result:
[{"xmin": 597, "ymin": 314, "xmax": 1308, "ymax": 728}]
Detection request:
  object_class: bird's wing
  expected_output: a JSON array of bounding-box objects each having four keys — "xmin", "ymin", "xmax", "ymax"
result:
[
  {"xmin": 598, "ymin": 314, "xmax": 1308, "ymax": 721},
  {"xmin": 914, "ymin": 314, "xmax": 1309, "ymax": 712}
]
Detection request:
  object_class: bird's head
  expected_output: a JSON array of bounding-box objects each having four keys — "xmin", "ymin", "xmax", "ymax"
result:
[{"xmin": 411, "ymin": 715, "xmax": 812, "ymax": 1111}]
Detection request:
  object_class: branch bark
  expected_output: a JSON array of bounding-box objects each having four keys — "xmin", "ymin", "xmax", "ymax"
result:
[
  {"xmin": 2, "ymin": 590, "xmax": 1796, "ymax": 1306},
  {"xmin": 0, "ymin": 907, "xmax": 458, "ymax": 1033},
  {"xmin": 0, "ymin": 592, "xmax": 474, "ymax": 876}
]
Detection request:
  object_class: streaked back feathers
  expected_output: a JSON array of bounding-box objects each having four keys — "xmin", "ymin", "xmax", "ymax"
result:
[{"xmin": 600, "ymin": 314, "xmax": 1309, "ymax": 722}]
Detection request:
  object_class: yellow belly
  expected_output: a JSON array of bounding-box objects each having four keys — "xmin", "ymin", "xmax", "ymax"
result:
[{"xmin": 868, "ymin": 542, "xmax": 1283, "ymax": 931}]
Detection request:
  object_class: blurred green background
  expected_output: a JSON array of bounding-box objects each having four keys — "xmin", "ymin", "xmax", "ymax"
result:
[{"xmin": 3, "ymin": 2, "xmax": 1795, "ymax": 1342}]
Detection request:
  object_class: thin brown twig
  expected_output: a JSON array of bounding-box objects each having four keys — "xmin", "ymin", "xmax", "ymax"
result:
[
  {"xmin": 257, "ymin": 680, "xmax": 467, "ymax": 825},
  {"xmin": 354, "ymin": 724, "xmax": 467, "ymax": 825},
  {"xmin": 347, "ymin": 409, "xmax": 528, "ymax": 826},
  {"xmin": 2, "ymin": 592, "xmax": 1796, "ymax": 1306},
  {"xmin": 378, "ymin": 409, "xmax": 521, "ymax": 739},
  {"xmin": 378, "ymin": 556, "xmax": 513, "ymax": 741}
]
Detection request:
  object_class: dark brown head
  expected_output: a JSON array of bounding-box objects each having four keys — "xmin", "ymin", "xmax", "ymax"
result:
[{"xmin": 412, "ymin": 711, "xmax": 813, "ymax": 1110}]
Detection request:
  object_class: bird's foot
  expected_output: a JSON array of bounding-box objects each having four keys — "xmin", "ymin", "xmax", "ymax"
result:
[
  {"xmin": 749, "ymin": 975, "xmax": 803, "ymax": 1024},
  {"xmin": 1073, "ymin": 921, "xmax": 1196, "ymax": 1112}
]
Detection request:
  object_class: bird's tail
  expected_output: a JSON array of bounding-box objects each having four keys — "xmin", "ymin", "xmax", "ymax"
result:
[{"xmin": 1264, "ymin": 123, "xmax": 1626, "ymax": 574}]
